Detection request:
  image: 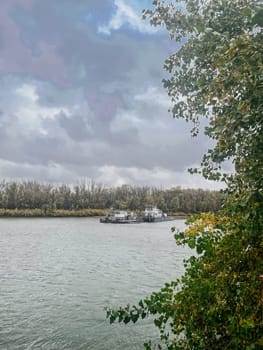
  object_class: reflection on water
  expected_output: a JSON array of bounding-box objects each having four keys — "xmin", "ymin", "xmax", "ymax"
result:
[{"xmin": 0, "ymin": 218, "xmax": 189, "ymax": 350}]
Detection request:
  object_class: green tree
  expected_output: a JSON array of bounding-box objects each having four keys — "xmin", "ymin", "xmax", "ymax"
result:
[{"xmin": 106, "ymin": 1, "xmax": 263, "ymax": 349}]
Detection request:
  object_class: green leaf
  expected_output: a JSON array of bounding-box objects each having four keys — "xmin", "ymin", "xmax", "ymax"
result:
[
  {"xmin": 139, "ymin": 299, "xmax": 144, "ymax": 308},
  {"xmin": 252, "ymin": 9, "xmax": 263, "ymax": 27}
]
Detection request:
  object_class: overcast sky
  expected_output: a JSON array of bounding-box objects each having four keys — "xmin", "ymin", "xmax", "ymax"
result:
[{"xmin": 0, "ymin": 0, "xmax": 222, "ymax": 189}]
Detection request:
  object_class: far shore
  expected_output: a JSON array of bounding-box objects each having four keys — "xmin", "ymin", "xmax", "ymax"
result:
[{"xmin": 0, "ymin": 208, "xmax": 189, "ymax": 219}]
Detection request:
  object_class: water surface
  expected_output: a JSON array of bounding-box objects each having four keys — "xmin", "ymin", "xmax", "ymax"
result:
[{"xmin": 0, "ymin": 218, "xmax": 189, "ymax": 349}]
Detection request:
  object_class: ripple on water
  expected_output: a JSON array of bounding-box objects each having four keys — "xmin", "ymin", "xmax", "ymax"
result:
[{"xmin": 0, "ymin": 218, "xmax": 189, "ymax": 350}]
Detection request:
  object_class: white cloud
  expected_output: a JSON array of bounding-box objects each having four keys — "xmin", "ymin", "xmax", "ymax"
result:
[
  {"xmin": 98, "ymin": 0, "xmax": 158, "ymax": 35},
  {"xmin": 108, "ymin": 86, "xmax": 171, "ymax": 145},
  {"xmin": 10, "ymin": 82, "xmax": 94, "ymax": 139},
  {"xmin": 16, "ymin": 84, "xmax": 38, "ymax": 102},
  {"xmin": 14, "ymin": 83, "xmax": 70, "ymax": 136},
  {"xmin": 0, "ymin": 159, "xmax": 76, "ymax": 183},
  {"xmin": 110, "ymin": 109, "xmax": 143, "ymax": 133},
  {"xmin": 97, "ymin": 165, "xmax": 225, "ymax": 190},
  {"xmin": 134, "ymin": 86, "xmax": 171, "ymax": 108}
]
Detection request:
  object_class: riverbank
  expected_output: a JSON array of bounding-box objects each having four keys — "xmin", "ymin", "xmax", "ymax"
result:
[
  {"xmin": 0, "ymin": 208, "xmax": 189, "ymax": 219},
  {"xmin": 0, "ymin": 208, "xmax": 105, "ymax": 217}
]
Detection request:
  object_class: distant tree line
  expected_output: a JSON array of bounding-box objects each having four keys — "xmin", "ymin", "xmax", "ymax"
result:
[{"xmin": 0, "ymin": 180, "xmax": 223, "ymax": 215}]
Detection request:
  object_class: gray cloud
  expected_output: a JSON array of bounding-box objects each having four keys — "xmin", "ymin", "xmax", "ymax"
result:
[{"xmin": 0, "ymin": 0, "xmax": 219, "ymax": 189}]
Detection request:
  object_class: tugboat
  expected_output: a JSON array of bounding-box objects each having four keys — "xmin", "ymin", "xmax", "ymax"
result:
[
  {"xmin": 100, "ymin": 210, "xmax": 138, "ymax": 224},
  {"xmin": 143, "ymin": 205, "xmax": 167, "ymax": 222}
]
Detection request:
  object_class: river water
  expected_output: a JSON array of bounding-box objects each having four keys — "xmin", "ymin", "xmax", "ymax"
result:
[{"xmin": 0, "ymin": 218, "xmax": 190, "ymax": 350}]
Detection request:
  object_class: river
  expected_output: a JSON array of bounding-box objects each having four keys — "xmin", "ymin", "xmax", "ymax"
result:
[{"xmin": 0, "ymin": 217, "xmax": 190, "ymax": 350}]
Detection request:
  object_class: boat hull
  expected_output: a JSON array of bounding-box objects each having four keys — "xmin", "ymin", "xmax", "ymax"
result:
[
  {"xmin": 100, "ymin": 212, "xmax": 177, "ymax": 224},
  {"xmin": 143, "ymin": 215, "xmax": 178, "ymax": 223},
  {"xmin": 100, "ymin": 218, "xmax": 142, "ymax": 224},
  {"xmin": 143, "ymin": 216, "xmax": 165, "ymax": 222}
]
